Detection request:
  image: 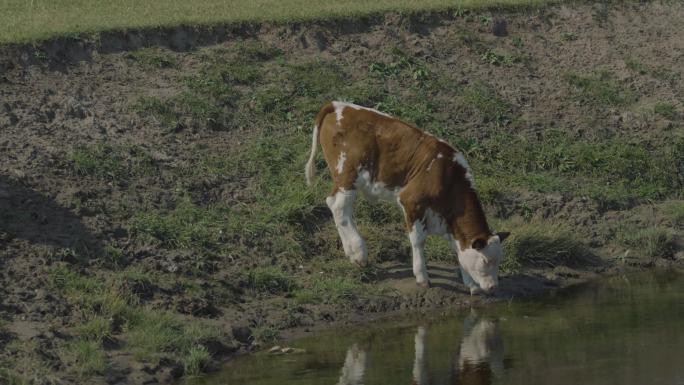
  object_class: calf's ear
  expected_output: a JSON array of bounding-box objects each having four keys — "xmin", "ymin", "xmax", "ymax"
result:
[
  {"xmin": 497, "ymin": 232, "xmax": 510, "ymax": 243},
  {"xmin": 471, "ymin": 238, "xmax": 487, "ymax": 250}
]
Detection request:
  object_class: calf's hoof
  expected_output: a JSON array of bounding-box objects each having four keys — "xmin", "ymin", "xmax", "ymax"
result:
[
  {"xmin": 417, "ymin": 280, "xmax": 431, "ymax": 288},
  {"xmin": 353, "ymin": 259, "xmax": 368, "ymax": 268},
  {"xmin": 469, "ymin": 286, "xmax": 483, "ymax": 296}
]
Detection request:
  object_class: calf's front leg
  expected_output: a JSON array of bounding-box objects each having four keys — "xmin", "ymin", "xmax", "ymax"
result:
[{"xmin": 408, "ymin": 221, "xmax": 430, "ymax": 287}]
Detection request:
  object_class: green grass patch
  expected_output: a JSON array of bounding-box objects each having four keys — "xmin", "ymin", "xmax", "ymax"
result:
[
  {"xmin": 566, "ymin": 71, "xmax": 635, "ymax": 106},
  {"xmin": 249, "ymin": 325, "xmax": 280, "ymax": 345},
  {"xmin": 424, "ymin": 237, "xmax": 456, "ymax": 263},
  {"xmin": 235, "ymin": 40, "xmax": 283, "ymax": 62},
  {"xmin": 295, "ymin": 275, "xmax": 363, "ymax": 304},
  {"xmin": 246, "ymin": 266, "xmax": 297, "ymax": 294},
  {"xmin": 460, "ymin": 82, "xmax": 510, "ymax": 124},
  {"xmin": 369, "ymin": 54, "xmax": 430, "ymax": 83},
  {"xmin": 653, "ymin": 102, "xmax": 678, "ymax": 120},
  {"xmin": 374, "ymin": 96, "xmax": 436, "ymax": 127},
  {"xmin": 75, "ymin": 316, "xmax": 113, "ymax": 343},
  {"xmin": 127, "ymin": 311, "xmax": 218, "ymax": 363},
  {"xmin": 462, "ymin": 130, "xmax": 684, "ymax": 209},
  {"xmin": 102, "ymin": 244, "xmax": 126, "ymax": 267},
  {"xmin": 70, "ymin": 143, "xmax": 155, "ymax": 183},
  {"xmin": 220, "ymin": 61, "xmax": 263, "ymax": 84},
  {"xmin": 616, "ymin": 226, "xmax": 675, "ymax": 259},
  {"xmin": 49, "ymin": 264, "xmax": 221, "ymax": 375},
  {"xmin": 560, "ymin": 32, "xmax": 578, "ymax": 41},
  {"xmin": 625, "ymin": 58, "xmax": 647, "ymax": 75},
  {"xmin": 129, "ymin": 197, "xmax": 229, "ymax": 251},
  {"xmin": 134, "ymin": 68, "xmax": 238, "ymax": 131},
  {"xmin": 183, "ymin": 345, "xmax": 210, "ymax": 377},
  {"xmin": 1, "ymin": 0, "xmax": 555, "ymax": 44},
  {"xmin": 499, "ymin": 221, "xmax": 592, "ymax": 273},
  {"xmin": 662, "ymin": 201, "xmax": 684, "ymax": 229},
  {"xmin": 135, "ymin": 96, "xmax": 179, "ymax": 127},
  {"xmin": 126, "ymin": 48, "xmax": 178, "ymax": 69},
  {"xmin": 66, "ymin": 339, "xmax": 108, "ymax": 376},
  {"xmin": 356, "ymin": 198, "xmax": 403, "ymax": 225},
  {"xmin": 70, "ymin": 144, "xmax": 128, "ymax": 181},
  {"xmin": 0, "ymin": 368, "xmax": 28, "ymax": 385},
  {"xmin": 481, "ymin": 50, "xmax": 516, "ymax": 66}
]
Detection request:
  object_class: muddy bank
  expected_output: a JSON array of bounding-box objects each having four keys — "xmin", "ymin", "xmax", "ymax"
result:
[{"xmin": 1, "ymin": 1, "xmax": 683, "ymax": 384}]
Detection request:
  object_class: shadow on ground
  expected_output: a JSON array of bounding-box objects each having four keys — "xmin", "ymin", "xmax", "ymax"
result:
[{"xmin": 0, "ymin": 175, "xmax": 103, "ymax": 263}]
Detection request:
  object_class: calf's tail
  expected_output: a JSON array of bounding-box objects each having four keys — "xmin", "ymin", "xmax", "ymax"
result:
[
  {"xmin": 305, "ymin": 102, "xmax": 335, "ymax": 186},
  {"xmin": 304, "ymin": 124, "xmax": 319, "ymax": 186}
]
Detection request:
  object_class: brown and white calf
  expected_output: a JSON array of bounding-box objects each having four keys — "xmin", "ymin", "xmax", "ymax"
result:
[{"xmin": 305, "ymin": 101, "xmax": 509, "ymax": 294}]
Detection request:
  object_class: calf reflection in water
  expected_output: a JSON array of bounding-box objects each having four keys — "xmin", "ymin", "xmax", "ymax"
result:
[
  {"xmin": 411, "ymin": 317, "xmax": 503, "ymax": 385},
  {"xmin": 413, "ymin": 326, "xmax": 428, "ymax": 385},
  {"xmin": 337, "ymin": 314, "xmax": 504, "ymax": 385},
  {"xmin": 336, "ymin": 344, "xmax": 368, "ymax": 385},
  {"xmin": 453, "ymin": 314, "xmax": 505, "ymax": 385}
]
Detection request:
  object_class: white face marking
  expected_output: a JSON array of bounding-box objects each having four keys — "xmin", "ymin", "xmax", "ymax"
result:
[
  {"xmin": 336, "ymin": 151, "xmax": 347, "ymax": 174},
  {"xmin": 453, "ymin": 152, "xmax": 475, "ymax": 185},
  {"xmin": 332, "ymin": 101, "xmax": 392, "ymax": 118},
  {"xmin": 455, "ymin": 235, "xmax": 503, "ymax": 292}
]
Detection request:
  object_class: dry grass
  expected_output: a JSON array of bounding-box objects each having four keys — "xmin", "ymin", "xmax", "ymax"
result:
[{"xmin": 1, "ymin": 0, "xmax": 555, "ymax": 44}]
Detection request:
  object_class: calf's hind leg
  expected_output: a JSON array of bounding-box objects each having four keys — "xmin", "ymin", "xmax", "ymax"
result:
[{"xmin": 326, "ymin": 188, "xmax": 368, "ymax": 267}]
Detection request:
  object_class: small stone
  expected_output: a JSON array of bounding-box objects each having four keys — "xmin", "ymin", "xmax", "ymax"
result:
[
  {"xmin": 34, "ymin": 288, "xmax": 47, "ymax": 300},
  {"xmin": 492, "ymin": 19, "xmax": 508, "ymax": 37}
]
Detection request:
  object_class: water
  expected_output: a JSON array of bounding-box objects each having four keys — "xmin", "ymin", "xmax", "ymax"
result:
[{"xmin": 193, "ymin": 270, "xmax": 684, "ymax": 385}]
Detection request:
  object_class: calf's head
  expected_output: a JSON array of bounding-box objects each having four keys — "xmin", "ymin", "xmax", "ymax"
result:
[{"xmin": 457, "ymin": 232, "xmax": 510, "ymax": 294}]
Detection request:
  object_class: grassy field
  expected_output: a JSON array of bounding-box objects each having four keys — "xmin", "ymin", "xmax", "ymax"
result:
[{"xmin": 0, "ymin": 0, "xmax": 555, "ymax": 44}]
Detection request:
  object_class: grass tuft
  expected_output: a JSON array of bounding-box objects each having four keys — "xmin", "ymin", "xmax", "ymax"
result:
[
  {"xmin": 250, "ymin": 325, "xmax": 279, "ymax": 345},
  {"xmin": 126, "ymin": 48, "xmax": 178, "ymax": 69},
  {"xmin": 127, "ymin": 311, "xmax": 218, "ymax": 362},
  {"xmin": 183, "ymin": 345, "xmax": 210, "ymax": 377},
  {"xmin": 460, "ymin": 82, "xmax": 510, "ymax": 124},
  {"xmin": 653, "ymin": 102, "xmax": 677, "ymax": 120},
  {"xmin": 662, "ymin": 201, "xmax": 684, "ymax": 229},
  {"xmin": 617, "ymin": 226, "xmax": 674, "ymax": 259},
  {"xmin": 246, "ymin": 267, "xmax": 297, "ymax": 294},
  {"xmin": 295, "ymin": 275, "xmax": 362, "ymax": 304},
  {"xmin": 565, "ymin": 71, "xmax": 634, "ymax": 106},
  {"xmin": 66, "ymin": 339, "xmax": 108, "ymax": 376},
  {"xmin": 500, "ymin": 222, "xmax": 592, "ymax": 273},
  {"xmin": 70, "ymin": 143, "xmax": 155, "ymax": 184}
]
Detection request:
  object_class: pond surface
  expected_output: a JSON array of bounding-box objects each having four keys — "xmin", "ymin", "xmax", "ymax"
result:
[{"xmin": 192, "ymin": 270, "xmax": 684, "ymax": 385}]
